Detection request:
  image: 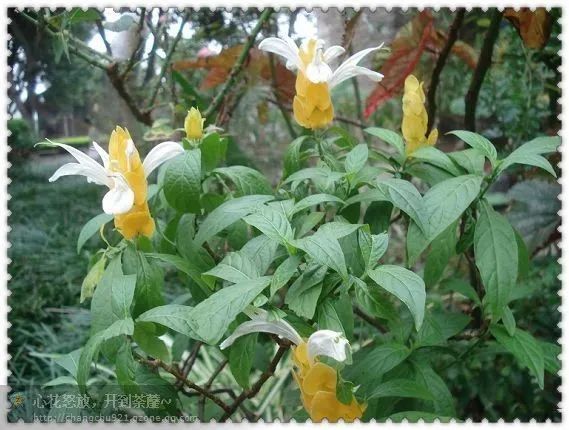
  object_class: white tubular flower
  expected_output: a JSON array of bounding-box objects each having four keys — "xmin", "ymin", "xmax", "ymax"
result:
[
  {"xmin": 306, "ymin": 330, "xmax": 349, "ymax": 364},
  {"xmin": 258, "ymin": 36, "xmax": 384, "ymax": 90},
  {"xmin": 47, "ymin": 135, "xmax": 184, "ymax": 216},
  {"xmin": 220, "ymin": 310, "xmax": 351, "ymax": 364}
]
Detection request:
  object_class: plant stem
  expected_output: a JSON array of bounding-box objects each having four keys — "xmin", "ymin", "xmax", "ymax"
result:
[
  {"xmin": 427, "ymin": 8, "xmax": 466, "ymax": 133},
  {"xmin": 268, "ymin": 53, "xmax": 297, "ymax": 138},
  {"xmin": 204, "ymin": 9, "xmax": 273, "ymax": 120},
  {"xmin": 464, "ymin": 9, "xmax": 503, "ymax": 131}
]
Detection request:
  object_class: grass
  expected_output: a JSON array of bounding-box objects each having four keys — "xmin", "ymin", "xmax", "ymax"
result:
[{"xmin": 9, "ymin": 155, "xmax": 104, "ymax": 387}]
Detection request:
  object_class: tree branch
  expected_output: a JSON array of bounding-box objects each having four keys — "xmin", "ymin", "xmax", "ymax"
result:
[
  {"xmin": 354, "ymin": 306, "xmax": 387, "ymax": 333},
  {"xmin": 427, "ymin": 8, "xmax": 466, "ymax": 133},
  {"xmin": 219, "ymin": 343, "xmax": 289, "ymax": 422},
  {"xmin": 204, "ymin": 8, "xmax": 273, "ymax": 120},
  {"xmin": 95, "ymin": 17, "xmax": 113, "ymax": 56},
  {"xmin": 464, "ymin": 9, "xmax": 503, "ymax": 131},
  {"xmin": 106, "ymin": 62, "xmax": 153, "ymax": 125},
  {"xmin": 198, "ymin": 358, "xmax": 228, "ymax": 420},
  {"xmin": 147, "ymin": 11, "xmax": 190, "ymax": 109}
]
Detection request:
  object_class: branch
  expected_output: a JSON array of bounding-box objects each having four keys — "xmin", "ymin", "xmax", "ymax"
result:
[
  {"xmin": 147, "ymin": 11, "xmax": 190, "ymax": 109},
  {"xmin": 140, "ymin": 357, "xmax": 232, "ymax": 415},
  {"xmin": 219, "ymin": 343, "xmax": 289, "ymax": 422},
  {"xmin": 95, "ymin": 17, "xmax": 113, "ymax": 56},
  {"xmin": 427, "ymin": 8, "xmax": 466, "ymax": 133},
  {"xmin": 198, "ymin": 358, "xmax": 228, "ymax": 420},
  {"xmin": 354, "ymin": 306, "xmax": 387, "ymax": 333},
  {"xmin": 107, "ymin": 63, "xmax": 153, "ymax": 125},
  {"xmin": 464, "ymin": 10, "xmax": 503, "ymax": 131},
  {"xmin": 204, "ymin": 8, "xmax": 274, "ymax": 120},
  {"xmin": 121, "ymin": 8, "xmax": 147, "ymax": 79},
  {"xmin": 176, "ymin": 340, "xmax": 202, "ymax": 389}
]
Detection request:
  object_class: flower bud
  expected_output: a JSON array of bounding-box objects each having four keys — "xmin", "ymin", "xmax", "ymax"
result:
[{"xmin": 184, "ymin": 107, "xmax": 205, "ymax": 140}]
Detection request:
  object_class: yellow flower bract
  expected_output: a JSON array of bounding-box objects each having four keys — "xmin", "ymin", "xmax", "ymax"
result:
[
  {"xmin": 401, "ymin": 75, "xmax": 438, "ymax": 156},
  {"xmin": 292, "ymin": 342, "xmax": 365, "ymax": 422},
  {"xmin": 293, "ymin": 39, "xmax": 334, "ymax": 130},
  {"xmin": 108, "ymin": 126, "xmax": 155, "ymax": 239},
  {"xmin": 185, "ymin": 107, "xmax": 205, "ymax": 140}
]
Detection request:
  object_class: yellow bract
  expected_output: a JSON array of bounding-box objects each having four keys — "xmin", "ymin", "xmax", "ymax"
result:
[
  {"xmin": 108, "ymin": 126, "xmax": 155, "ymax": 239},
  {"xmin": 292, "ymin": 341, "xmax": 366, "ymax": 422},
  {"xmin": 401, "ymin": 75, "xmax": 438, "ymax": 156},
  {"xmin": 185, "ymin": 107, "xmax": 205, "ymax": 140},
  {"xmin": 293, "ymin": 39, "xmax": 334, "ymax": 130}
]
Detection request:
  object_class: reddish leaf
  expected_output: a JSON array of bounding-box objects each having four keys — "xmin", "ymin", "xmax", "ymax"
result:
[
  {"xmin": 504, "ymin": 8, "xmax": 552, "ymax": 49},
  {"xmin": 364, "ymin": 11, "xmax": 434, "ymax": 118}
]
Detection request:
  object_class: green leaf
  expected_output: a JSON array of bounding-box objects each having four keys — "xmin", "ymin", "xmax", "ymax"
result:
[
  {"xmin": 364, "ymin": 201, "xmax": 393, "ymax": 234},
  {"xmin": 164, "ymin": 149, "xmax": 202, "ymax": 213},
  {"xmin": 410, "ymin": 146, "xmax": 462, "ymax": 176},
  {"xmin": 336, "ymin": 378, "xmax": 355, "ymax": 405},
  {"xmin": 316, "ymin": 221, "xmax": 363, "ymax": 240},
  {"xmin": 412, "ymin": 359, "xmax": 456, "ymax": 416},
  {"xmin": 317, "ymin": 299, "xmax": 344, "ymax": 333},
  {"xmin": 137, "ymin": 304, "xmax": 198, "ymax": 339},
  {"xmin": 285, "ymin": 265, "xmax": 327, "ymax": 319},
  {"xmin": 291, "ymin": 194, "xmax": 344, "ymax": 216},
  {"xmin": 359, "ymin": 229, "xmax": 388, "ymax": 272},
  {"xmin": 343, "ymin": 343, "xmax": 410, "ymax": 395},
  {"xmin": 345, "ymin": 144, "xmax": 369, "ymax": 174},
  {"xmin": 449, "ymin": 149, "xmax": 485, "ymax": 175},
  {"xmin": 294, "ymin": 211, "xmax": 325, "ymax": 238},
  {"xmin": 474, "ymin": 200, "xmax": 518, "ymax": 318},
  {"xmin": 334, "ymin": 293, "xmax": 355, "ymax": 339},
  {"xmin": 43, "ymin": 375, "xmax": 77, "ymax": 388},
  {"xmin": 375, "ymin": 179, "xmax": 426, "ymax": 230},
  {"xmin": 187, "ymin": 277, "xmax": 272, "ymax": 344},
  {"xmin": 201, "ymin": 132, "xmax": 227, "ymax": 172},
  {"xmin": 204, "ymin": 252, "xmax": 260, "ymax": 284},
  {"xmin": 416, "ymin": 310, "xmax": 470, "ymax": 347},
  {"xmin": 367, "ymin": 378, "xmax": 433, "ymax": 400},
  {"xmin": 194, "ymin": 195, "xmax": 274, "ymax": 245},
  {"xmin": 283, "ymin": 167, "xmax": 344, "ymax": 186},
  {"xmin": 368, "ymin": 265, "xmax": 426, "ymax": 330},
  {"xmin": 448, "ymin": 130, "xmax": 497, "ymax": 167},
  {"xmin": 424, "ymin": 221, "xmax": 457, "ymax": 288},
  {"xmin": 515, "ymin": 230, "xmax": 530, "ymax": 280},
  {"xmin": 91, "ymin": 257, "xmax": 136, "ymax": 336},
  {"xmin": 53, "ymin": 349, "xmax": 82, "ymax": 378},
  {"xmin": 490, "ymin": 324, "xmax": 545, "ymax": 389},
  {"xmin": 80, "ymin": 255, "xmax": 106, "ymax": 303},
  {"xmin": 104, "ymin": 14, "xmax": 137, "ymax": 31},
  {"xmin": 146, "ymin": 253, "xmax": 211, "ymax": 293},
  {"xmin": 123, "ymin": 247, "xmax": 165, "ymax": 317},
  {"xmin": 214, "ymin": 166, "xmax": 272, "ymax": 195},
  {"xmin": 77, "ymin": 318, "xmax": 134, "ymax": 389},
  {"xmin": 240, "ymin": 234, "xmax": 280, "ymax": 275},
  {"xmin": 294, "ymin": 233, "xmax": 348, "ymax": 280},
  {"xmin": 440, "ymin": 278, "xmax": 481, "ymax": 306},
  {"xmin": 540, "ymin": 341, "xmax": 561, "ymax": 374},
  {"xmin": 133, "ymin": 321, "xmax": 170, "ymax": 363},
  {"xmin": 77, "ymin": 213, "xmax": 113, "ymax": 253},
  {"xmin": 501, "ymin": 306, "xmax": 516, "ymax": 336},
  {"xmin": 497, "ymin": 136, "xmax": 560, "ymax": 177},
  {"xmin": 421, "ymin": 175, "xmax": 483, "ymax": 240},
  {"xmin": 406, "ymin": 221, "xmax": 430, "ymax": 266},
  {"xmin": 229, "ymin": 333, "xmax": 258, "ymax": 389},
  {"xmin": 364, "ymin": 127, "xmax": 405, "ymax": 162},
  {"xmin": 270, "ymin": 255, "xmax": 301, "ymax": 297},
  {"xmin": 284, "ymin": 135, "xmax": 312, "ymax": 178},
  {"xmin": 244, "ymin": 204, "xmax": 294, "ymax": 247}
]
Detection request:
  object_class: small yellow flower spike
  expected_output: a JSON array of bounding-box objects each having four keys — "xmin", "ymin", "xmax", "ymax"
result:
[
  {"xmin": 184, "ymin": 107, "xmax": 205, "ymax": 140},
  {"xmin": 108, "ymin": 127, "xmax": 155, "ymax": 239},
  {"xmin": 293, "ymin": 39, "xmax": 334, "ymax": 130},
  {"xmin": 292, "ymin": 341, "xmax": 366, "ymax": 422},
  {"xmin": 401, "ymin": 74, "xmax": 438, "ymax": 156}
]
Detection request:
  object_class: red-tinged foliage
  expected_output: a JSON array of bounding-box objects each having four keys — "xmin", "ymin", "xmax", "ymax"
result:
[
  {"xmin": 504, "ymin": 8, "xmax": 552, "ymax": 49},
  {"xmin": 364, "ymin": 11, "xmax": 435, "ymax": 118},
  {"xmin": 173, "ymin": 46, "xmax": 296, "ymax": 102}
]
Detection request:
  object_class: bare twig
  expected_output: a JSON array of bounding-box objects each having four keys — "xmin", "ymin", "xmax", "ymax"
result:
[
  {"xmin": 204, "ymin": 9, "xmax": 274, "ymax": 120},
  {"xmin": 219, "ymin": 343, "xmax": 289, "ymax": 422},
  {"xmin": 464, "ymin": 10, "xmax": 503, "ymax": 131},
  {"xmin": 95, "ymin": 17, "xmax": 113, "ymax": 56},
  {"xmin": 427, "ymin": 8, "xmax": 466, "ymax": 133},
  {"xmin": 147, "ymin": 11, "xmax": 191, "ymax": 108},
  {"xmin": 198, "ymin": 359, "xmax": 228, "ymax": 420},
  {"xmin": 141, "ymin": 357, "xmax": 232, "ymax": 414},
  {"xmin": 178, "ymin": 341, "xmax": 203, "ymax": 384},
  {"xmin": 106, "ymin": 62, "xmax": 153, "ymax": 125},
  {"xmin": 121, "ymin": 8, "xmax": 147, "ymax": 79}
]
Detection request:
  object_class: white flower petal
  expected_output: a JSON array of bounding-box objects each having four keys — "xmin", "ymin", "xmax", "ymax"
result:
[
  {"xmin": 306, "ymin": 58, "xmax": 333, "ymax": 83},
  {"xmin": 92, "ymin": 141, "xmax": 110, "ymax": 169},
  {"xmin": 323, "ymin": 45, "xmax": 345, "ymax": 63},
  {"xmin": 220, "ymin": 311, "xmax": 302, "ymax": 349},
  {"xmin": 307, "ymin": 330, "xmax": 350, "ymax": 363},
  {"xmin": 47, "ymin": 141, "xmax": 110, "ymax": 186},
  {"xmin": 329, "ymin": 44, "xmax": 384, "ymax": 89},
  {"xmin": 259, "ymin": 37, "xmax": 303, "ymax": 71},
  {"xmin": 49, "ymin": 162, "xmax": 108, "ymax": 186},
  {"xmin": 142, "ymin": 141, "xmax": 184, "ymax": 178},
  {"xmin": 102, "ymin": 175, "xmax": 135, "ymax": 215}
]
